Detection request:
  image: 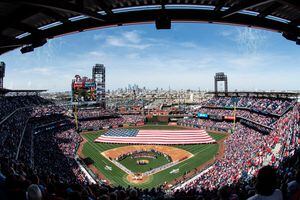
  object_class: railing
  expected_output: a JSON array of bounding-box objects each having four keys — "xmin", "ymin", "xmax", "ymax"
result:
[
  {"xmin": 0, "ymin": 108, "xmax": 20, "ymax": 126},
  {"xmin": 74, "ymin": 139, "xmax": 104, "ymax": 185},
  {"xmin": 177, "ymin": 122, "xmax": 230, "ymax": 133},
  {"xmin": 15, "ymin": 117, "xmax": 30, "ymax": 160}
]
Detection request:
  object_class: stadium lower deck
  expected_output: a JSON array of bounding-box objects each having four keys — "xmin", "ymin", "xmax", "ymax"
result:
[{"xmin": 0, "ymin": 95, "xmax": 299, "ymax": 199}]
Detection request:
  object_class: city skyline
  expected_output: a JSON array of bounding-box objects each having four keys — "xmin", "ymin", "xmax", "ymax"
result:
[{"xmin": 1, "ymin": 23, "xmax": 300, "ymax": 92}]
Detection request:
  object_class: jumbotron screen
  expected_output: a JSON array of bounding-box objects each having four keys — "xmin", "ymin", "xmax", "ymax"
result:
[{"xmin": 72, "ymin": 75, "xmax": 96, "ymax": 102}]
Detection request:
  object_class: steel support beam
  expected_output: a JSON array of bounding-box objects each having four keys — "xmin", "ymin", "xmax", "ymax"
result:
[
  {"xmin": 257, "ymin": 2, "xmax": 282, "ymax": 18},
  {"xmin": 2, "ymin": 0, "xmax": 106, "ymax": 22},
  {"xmin": 221, "ymin": 0, "xmax": 276, "ymax": 18}
]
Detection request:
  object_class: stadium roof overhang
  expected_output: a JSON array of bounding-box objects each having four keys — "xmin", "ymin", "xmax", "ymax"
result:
[
  {"xmin": 0, "ymin": 88, "xmax": 47, "ymax": 95},
  {"xmin": 0, "ymin": 0, "xmax": 300, "ymax": 54}
]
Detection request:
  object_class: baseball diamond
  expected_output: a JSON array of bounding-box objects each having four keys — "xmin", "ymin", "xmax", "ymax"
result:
[{"xmin": 78, "ymin": 125, "xmax": 227, "ymax": 188}]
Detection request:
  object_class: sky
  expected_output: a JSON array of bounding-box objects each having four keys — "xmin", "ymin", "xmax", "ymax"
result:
[{"xmin": 0, "ymin": 22, "xmax": 300, "ymax": 92}]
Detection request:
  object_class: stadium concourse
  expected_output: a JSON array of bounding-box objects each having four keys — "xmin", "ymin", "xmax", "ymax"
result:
[{"xmin": 0, "ymin": 94, "xmax": 299, "ymax": 200}]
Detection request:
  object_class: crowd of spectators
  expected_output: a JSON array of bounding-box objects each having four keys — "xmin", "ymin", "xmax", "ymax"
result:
[
  {"xmin": 80, "ymin": 115, "xmax": 146, "ymax": 130},
  {"xmin": 205, "ymin": 97, "xmax": 294, "ymax": 115},
  {"xmin": 77, "ymin": 107, "xmax": 114, "ymax": 119},
  {"xmin": 80, "ymin": 118, "xmax": 125, "ymax": 130},
  {"xmin": 0, "ymin": 96, "xmax": 51, "ymax": 121},
  {"xmin": 175, "ymin": 106, "xmax": 299, "ymax": 199},
  {"xmin": 31, "ymin": 105, "xmax": 67, "ymax": 118},
  {"xmin": 0, "ymin": 95, "xmax": 299, "ymax": 200},
  {"xmin": 178, "ymin": 118, "xmax": 233, "ymax": 132},
  {"xmin": 0, "ymin": 108, "xmax": 31, "ymax": 161},
  {"xmin": 195, "ymin": 108, "xmax": 277, "ymax": 128},
  {"xmin": 107, "ymin": 98, "xmax": 149, "ymax": 110},
  {"xmin": 0, "ymin": 96, "xmax": 92, "ymax": 199},
  {"xmin": 122, "ymin": 115, "xmax": 145, "ymax": 124},
  {"xmin": 33, "ymin": 124, "xmax": 87, "ymax": 184}
]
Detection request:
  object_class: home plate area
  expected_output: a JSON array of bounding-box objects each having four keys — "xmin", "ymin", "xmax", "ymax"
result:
[{"xmin": 102, "ymin": 145, "xmax": 193, "ymax": 184}]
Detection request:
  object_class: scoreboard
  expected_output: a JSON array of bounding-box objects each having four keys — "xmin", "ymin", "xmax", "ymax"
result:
[{"xmin": 71, "ymin": 75, "xmax": 96, "ymax": 102}]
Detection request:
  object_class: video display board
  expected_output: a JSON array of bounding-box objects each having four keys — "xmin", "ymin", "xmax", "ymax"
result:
[
  {"xmin": 72, "ymin": 75, "xmax": 96, "ymax": 102},
  {"xmin": 197, "ymin": 113, "xmax": 208, "ymax": 118}
]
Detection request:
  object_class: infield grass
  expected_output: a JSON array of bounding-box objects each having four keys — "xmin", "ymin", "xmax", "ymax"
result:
[{"xmin": 120, "ymin": 154, "xmax": 171, "ymax": 173}]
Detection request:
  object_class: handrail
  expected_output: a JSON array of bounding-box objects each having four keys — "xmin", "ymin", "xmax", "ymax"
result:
[
  {"xmin": 237, "ymin": 117, "xmax": 273, "ymax": 130},
  {"xmin": 201, "ymin": 105, "xmax": 282, "ymax": 118},
  {"xmin": 0, "ymin": 109, "xmax": 19, "ymax": 126},
  {"xmin": 15, "ymin": 118, "xmax": 30, "ymax": 160},
  {"xmin": 0, "ymin": 106, "xmax": 32, "ymax": 126}
]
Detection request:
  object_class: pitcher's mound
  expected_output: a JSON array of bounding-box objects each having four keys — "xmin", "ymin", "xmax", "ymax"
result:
[{"xmin": 127, "ymin": 174, "xmax": 150, "ymax": 184}]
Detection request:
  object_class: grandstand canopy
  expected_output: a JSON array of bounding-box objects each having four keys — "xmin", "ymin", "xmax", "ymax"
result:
[
  {"xmin": 0, "ymin": 0, "xmax": 300, "ymax": 54},
  {"xmin": 0, "ymin": 88, "xmax": 47, "ymax": 96}
]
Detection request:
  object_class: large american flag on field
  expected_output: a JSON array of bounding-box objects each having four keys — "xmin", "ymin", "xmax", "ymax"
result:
[{"xmin": 94, "ymin": 129, "xmax": 216, "ymax": 145}]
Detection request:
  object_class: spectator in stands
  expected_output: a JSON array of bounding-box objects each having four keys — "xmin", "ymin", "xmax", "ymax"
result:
[
  {"xmin": 247, "ymin": 166, "xmax": 283, "ymax": 200},
  {"xmin": 287, "ymin": 170, "xmax": 300, "ymax": 200},
  {"xmin": 27, "ymin": 184, "xmax": 42, "ymax": 200}
]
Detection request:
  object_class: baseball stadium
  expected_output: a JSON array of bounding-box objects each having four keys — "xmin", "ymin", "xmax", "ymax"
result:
[{"xmin": 0, "ymin": 1, "xmax": 300, "ymax": 200}]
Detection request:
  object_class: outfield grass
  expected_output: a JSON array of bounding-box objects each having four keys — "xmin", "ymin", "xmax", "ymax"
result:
[{"xmin": 80, "ymin": 125, "xmax": 226, "ymax": 189}]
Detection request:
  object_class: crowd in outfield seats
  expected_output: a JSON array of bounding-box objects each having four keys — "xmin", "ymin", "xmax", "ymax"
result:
[
  {"xmin": 80, "ymin": 118, "xmax": 125, "ymax": 130},
  {"xmin": 77, "ymin": 107, "xmax": 114, "ymax": 119},
  {"xmin": 194, "ymin": 108, "xmax": 277, "ymax": 128},
  {"xmin": 178, "ymin": 118, "xmax": 233, "ymax": 132},
  {"xmin": 0, "ymin": 95, "xmax": 299, "ymax": 199},
  {"xmin": 80, "ymin": 115, "xmax": 145, "ymax": 130},
  {"xmin": 121, "ymin": 115, "xmax": 145, "ymax": 124},
  {"xmin": 205, "ymin": 97, "xmax": 293, "ymax": 115}
]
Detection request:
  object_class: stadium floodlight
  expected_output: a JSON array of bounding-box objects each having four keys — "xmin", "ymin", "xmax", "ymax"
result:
[
  {"xmin": 282, "ymin": 32, "xmax": 297, "ymax": 41},
  {"xmin": 32, "ymin": 38, "xmax": 47, "ymax": 48},
  {"xmin": 20, "ymin": 45, "xmax": 34, "ymax": 54},
  {"xmin": 20, "ymin": 38, "xmax": 47, "ymax": 54},
  {"xmin": 155, "ymin": 14, "xmax": 171, "ymax": 30},
  {"xmin": 296, "ymin": 37, "xmax": 300, "ymax": 45}
]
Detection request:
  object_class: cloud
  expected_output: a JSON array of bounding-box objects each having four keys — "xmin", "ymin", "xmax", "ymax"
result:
[
  {"xmin": 179, "ymin": 42, "xmax": 198, "ymax": 48},
  {"xmin": 20, "ymin": 67, "xmax": 54, "ymax": 75},
  {"xmin": 88, "ymin": 51, "xmax": 106, "ymax": 58},
  {"xmin": 101, "ymin": 30, "xmax": 153, "ymax": 49},
  {"xmin": 219, "ymin": 27, "xmax": 269, "ymax": 54},
  {"xmin": 93, "ymin": 34, "xmax": 105, "ymax": 40},
  {"xmin": 235, "ymin": 28, "xmax": 268, "ymax": 54},
  {"xmin": 219, "ymin": 30, "xmax": 234, "ymax": 37},
  {"xmin": 122, "ymin": 31, "xmax": 141, "ymax": 43}
]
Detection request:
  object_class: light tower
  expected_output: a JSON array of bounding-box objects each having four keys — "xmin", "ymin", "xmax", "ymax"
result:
[
  {"xmin": 92, "ymin": 64, "xmax": 106, "ymax": 108},
  {"xmin": 0, "ymin": 62, "xmax": 5, "ymax": 89},
  {"xmin": 214, "ymin": 72, "xmax": 228, "ymax": 96}
]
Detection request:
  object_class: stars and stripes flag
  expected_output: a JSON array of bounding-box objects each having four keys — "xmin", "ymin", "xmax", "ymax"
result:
[{"xmin": 94, "ymin": 129, "xmax": 216, "ymax": 145}]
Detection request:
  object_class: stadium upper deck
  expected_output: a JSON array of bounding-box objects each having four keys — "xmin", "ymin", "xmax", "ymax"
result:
[{"xmin": 0, "ymin": 0, "xmax": 300, "ymax": 54}]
